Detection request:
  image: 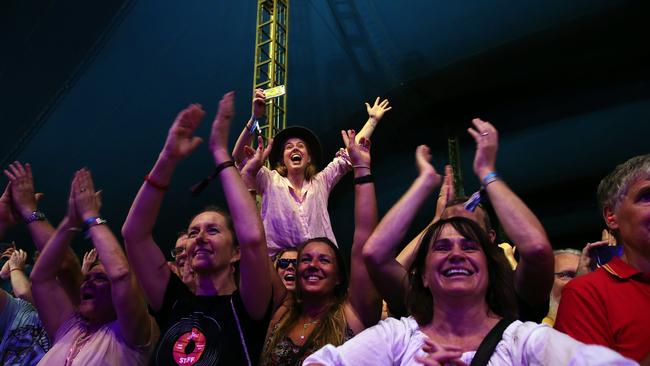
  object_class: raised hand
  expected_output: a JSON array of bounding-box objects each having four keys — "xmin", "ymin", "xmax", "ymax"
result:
[
  {"xmin": 8, "ymin": 248, "xmax": 27, "ymax": 271},
  {"xmin": 209, "ymin": 91, "xmax": 236, "ymax": 162},
  {"xmin": 73, "ymin": 169, "xmax": 102, "ymax": 221},
  {"xmin": 415, "ymin": 145, "xmax": 441, "ymax": 183},
  {"xmin": 3, "ymin": 162, "xmax": 44, "ymax": 219},
  {"xmin": 0, "ymin": 183, "xmax": 20, "ymax": 227},
  {"xmin": 415, "ymin": 338, "xmax": 468, "ymax": 366},
  {"xmin": 434, "ymin": 165, "xmax": 455, "ymax": 219},
  {"xmin": 341, "ymin": 129, "xmax": 371, "ymax": 167},
  {"xmin": 241, "ymin": 136, "xmax": 272, "ymax": 180},
  {"xmin": 365, "ymin": 97, "xmax": 392, "ymax": 122},
  {"xmin": 81, "ymin": 248, "xmax": 98, "ymax": 275},
  {"xmin": 467, "ymin": 118, "xmax": 498, "ymax": 180},
  {"xmin": 162, "ymin": 103, "xmax": 206, "ymax": 161},
  {"xmin": 252, "ymin": 88, "xmax": 266, "ymax": 119}
]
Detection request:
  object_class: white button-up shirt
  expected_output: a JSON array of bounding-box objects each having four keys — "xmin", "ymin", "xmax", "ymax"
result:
[{"xmin": 257, "ymin": 154, "xmax": 351, "ymax": 256}]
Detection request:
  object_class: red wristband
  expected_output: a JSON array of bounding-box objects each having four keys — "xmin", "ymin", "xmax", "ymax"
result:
[{"xmin": 144, "ymin": 174, "xmax": 169, "ymax": 191}]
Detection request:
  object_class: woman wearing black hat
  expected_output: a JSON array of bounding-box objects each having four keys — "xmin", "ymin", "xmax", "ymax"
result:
[{"xmin": 233, "ymin": 90, "xmax": 391, "ymax": 256}]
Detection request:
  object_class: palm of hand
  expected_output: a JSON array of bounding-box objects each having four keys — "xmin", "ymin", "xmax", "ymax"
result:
[{"xmin": 348, "ymin": 145, "xmax": 370, "ymax": 166}]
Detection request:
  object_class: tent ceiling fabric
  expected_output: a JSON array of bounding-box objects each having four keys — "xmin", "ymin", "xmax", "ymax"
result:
[{"xmin": 1, "ymin": 0, "xmax": 649, "ymax": 254}]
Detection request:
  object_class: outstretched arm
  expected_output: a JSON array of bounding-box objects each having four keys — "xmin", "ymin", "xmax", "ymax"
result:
[
  {"xmin": 29, "ymin": 177, "xmax": 81, "ymax": 339},
  {"xmin": 3, "ymin": 163, "xmax": 83, "ymax": 304},
  {"xmin": 232, "ymin": 88, "xmax": 266, "ymax": 168},
  {"xmin": 75, "ymin": 168, "xmax": 153, "ymax": 347},
  {"xmin": 363, "ymin": 146, "xmax": 441, "ymax": 314},
  {"xmin": 468, "ymin": 118, "xmax": 553, "ymax": 309},
  {"xmin": 209, "ymin": 92, "xmax": 280, "ymax": 319},
  {"xmin": 122, "ymin": 103, "xmax": 205, "ymax": 311},
  {"xmin": 356, "ymin": 97, "xmax": 391, "ymax": 143},
  {"xmin": 341, "ymin": 129, "xmax": 381, "ymax": 331},
  {"xmin": 396, "ymin": 165, "xmax": 454, "ymax": 268}
]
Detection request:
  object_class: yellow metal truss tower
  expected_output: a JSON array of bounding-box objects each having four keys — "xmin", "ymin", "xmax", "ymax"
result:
[{"xmin": 253, "ymin": 0, "xmax": 289, "ymax": 142}]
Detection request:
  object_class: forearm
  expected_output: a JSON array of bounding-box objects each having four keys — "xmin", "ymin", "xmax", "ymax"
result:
[
  {"xmin": 364, "ymin": 172, "xmax": 437, "ymax": 266},
  {"xmin": 349, "ymin": 167, "xmax": 381, "ymax": 327},
  {"xmin": 23, "ymin": 221, "xmax": 55, "ymax": 251},
  {"xmin": 122, "ymin": 154, "xmax": 178, "ymax": 240},
  {"xmin": 10, "ymin": 269, "xmax": 33, "ymax": 303},
  {"xmin": 214, "ymin": 150, "xmax": 264, "ymax": 247},
  {"xmin": 87, "ymin": 224, "xmax": 130, "ymax": 281},
  {"xmin": 483, "ymin": 179, "xmax": 551, "ymax": 257},
  {"xmin": 232, "ymin": 120, "xmax": 254, "ymax": 167},
  {"xmin": 30, "ymin": 218, "xmax": 76, "ymax": 283},
  {"xmin": 356, "ymin": 117, "xmax": 379, "ymax": 142},
  {"xmin": 352, "ymin": 167, "xmax": 377, "ymax": 252}
]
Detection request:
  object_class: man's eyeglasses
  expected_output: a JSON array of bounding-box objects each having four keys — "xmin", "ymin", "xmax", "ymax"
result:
[
  {"xmin": 554, "ymin": 271, "xmax": 577, "ymax": 280},
  {"xmin": 171, "ymin": 247, "xmax": 186, "ymax": 259},
  {"xmin": 277, "ymin": 258, "xmax": 297, "ymax": 269}
]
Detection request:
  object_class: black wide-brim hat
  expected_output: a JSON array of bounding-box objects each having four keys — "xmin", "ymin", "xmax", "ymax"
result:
[{"xmin": 269, "ymin": 126, "xmax": 323, "ymax": 170}]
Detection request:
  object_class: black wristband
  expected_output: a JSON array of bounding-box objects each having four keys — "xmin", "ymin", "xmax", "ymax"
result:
[
  {"xmin": 215, "ymin": 160, "xmax": 235, "ymax": 174},
  {"xmin": 354, "ymin": 174, "xmax": 374, "ymax": 185}
]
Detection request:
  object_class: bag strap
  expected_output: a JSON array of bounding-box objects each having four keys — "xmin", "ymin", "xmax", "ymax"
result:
[
  {"xmin": 230, "ymin": 296, "xmax": 252, "ymax": 366},
  {"xmin": 469, "ymin": 318, "xmax": 514, "ymax": 366}
]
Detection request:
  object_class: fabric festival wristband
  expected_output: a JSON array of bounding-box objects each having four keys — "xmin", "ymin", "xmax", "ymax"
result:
[
  {"xmin": 215, "ymin": 160, "xmax": 236, "ymax": 174},
  {"xmin": 144, "ymin": 174, "xmax": 169, "ymax": 191},
  {"xmin": 354, "ymin": 174, "xmax": 374, "ymax": 185},
  {"xmin": 481, "ymin": 172, "xmax": 500, "ymax": 187}
]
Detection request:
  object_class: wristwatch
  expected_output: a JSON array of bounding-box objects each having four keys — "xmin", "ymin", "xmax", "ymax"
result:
[{"xmin": 24, "ymin": 211, "xmax": 46, "ymax": 224}]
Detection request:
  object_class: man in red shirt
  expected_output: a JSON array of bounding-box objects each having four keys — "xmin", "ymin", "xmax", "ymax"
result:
[{"xmin": 555, "ymin": 154, "xmax": 650, "ymax": 363}]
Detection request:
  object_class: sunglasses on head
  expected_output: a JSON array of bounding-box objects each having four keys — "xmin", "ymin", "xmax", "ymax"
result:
[{"xmin": 277, "ymin": 258, "xmax": 297, "ymax": 269}]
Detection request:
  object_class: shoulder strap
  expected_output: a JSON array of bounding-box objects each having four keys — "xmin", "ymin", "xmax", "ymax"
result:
[{"xmin": 469, "ymin": 318, "xmax": 513, "ymax": 366}]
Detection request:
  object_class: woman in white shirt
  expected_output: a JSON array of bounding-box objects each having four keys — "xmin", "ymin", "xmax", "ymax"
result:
[{"xmin": 305, "ymin": 145, "xmax": 636, "ymax": 366}]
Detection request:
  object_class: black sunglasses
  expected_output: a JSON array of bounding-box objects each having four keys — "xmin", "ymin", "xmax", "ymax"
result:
[{"xmin": 277, "ymin": 258, "xmax": 297, "ymax": 269}]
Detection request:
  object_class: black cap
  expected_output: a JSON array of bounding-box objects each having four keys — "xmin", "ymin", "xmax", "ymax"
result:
[{"xmin": 268, "ymin": 126, "xmax": 323, "ymax": 170}]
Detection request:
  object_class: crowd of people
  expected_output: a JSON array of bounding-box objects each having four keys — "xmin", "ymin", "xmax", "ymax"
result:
[{"xmin": 0, "ymin": 89, "xmax": 647, "ymax": 365}]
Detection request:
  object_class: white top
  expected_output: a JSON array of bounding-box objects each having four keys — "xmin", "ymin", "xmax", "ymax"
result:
[
  {"xmin": 257, "ymin": 154, "xmax": 351, "ymax": 256},
  {"xmin": 303, "ymin": 317, "xmax": 638, "ymax": 366}
]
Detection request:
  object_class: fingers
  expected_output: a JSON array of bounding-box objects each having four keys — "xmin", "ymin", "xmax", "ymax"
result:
[
  {"xmin": 340, "ymin": 130, "xmax": 351, "ymax": 148},
  {"xmin": 177, "ymin": 103, "xmax": 206, "ymax": 129},
  {"xmin": 262, "ymin": 138, "xmax": 273, "ymax": 159},
  {"xmin": 415, "ymin": 145, "xmax": 432, "ymax": 162},
  {"xmin": 217, "ymin": 91, "xmax": 236, "ymax": 120}
]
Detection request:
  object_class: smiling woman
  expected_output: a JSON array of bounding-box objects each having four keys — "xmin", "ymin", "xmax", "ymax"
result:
[
  {"xmin": 305, "ymin": 147, "xmax": 636, "ymax": 366},
  {"xmin": 232, "ymin": 90, "xmax": 391, "ymax": 256},
  {"xmin": 121, "ymin": 92, "xmax": 281, "ymax": 366}
]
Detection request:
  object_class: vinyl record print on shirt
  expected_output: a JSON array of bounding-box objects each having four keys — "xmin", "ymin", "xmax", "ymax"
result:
[{"xmin": 155, "ymin": 311, "xmax": 223, "ymax": 366}]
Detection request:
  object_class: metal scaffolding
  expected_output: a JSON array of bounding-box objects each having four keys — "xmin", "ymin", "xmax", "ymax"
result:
[{"xmin": 253, "ymin": 0, "xmax": 289, "ymax": 142}]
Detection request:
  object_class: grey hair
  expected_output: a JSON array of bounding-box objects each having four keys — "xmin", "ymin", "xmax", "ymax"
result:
[
  {"xmin": 553, "ymin": 248, "xmax": 581, "ymax": 257},
  {"xmin": 597, "ymin": 154, "xmax": 650, "ymax": 211}
]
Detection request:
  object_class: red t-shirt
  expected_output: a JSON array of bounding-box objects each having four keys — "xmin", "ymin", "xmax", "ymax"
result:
[{"xmin": 554, "ymin": 256, "xmax": 650, "ymax": 361}]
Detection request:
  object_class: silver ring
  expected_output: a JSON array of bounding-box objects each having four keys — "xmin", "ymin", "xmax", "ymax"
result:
[{"xmin": 480, "ymin": 132, "xmax": 489, "ymax": 136}]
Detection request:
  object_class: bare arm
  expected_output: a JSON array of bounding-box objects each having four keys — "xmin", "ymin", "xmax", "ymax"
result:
[
  {"xmin": 342, "ymin": 130, "xmax": 381, "ymax": 331},
  {"xmin": 122, "ymin": 103, "xmax": 206, "ymax": 311},
  {"xmin": 3, "ymin": 163, "xmax": 83, "ymax": 304},
  {"xmin": 362, "ymin": 146, "xmax": 441, "ymax": 314},
  {"xmin": 232, "ymin": 88, "xmax": 265, "ymax": 167},
  {"xmin": 396, "ymin": 165, "xmax": 454, "ymax": 268},
  {"xmin": 210, "ymin": 92, "xmax": 280, "ymax": 319},
  {"xmin": 356, "ymin": 97, "xmax": 391, "ymax": 143},
  {"xmin": 29, "ymin": 215, "xmax": 78, "ymax": 339},
  {"xmin": 468, "ymin": 118, "xmax": 553, "ymax": 308},
  {"xmin": 8, "ymin": 249, "xmax": 32, "ymax": 303},
  {"xmin": 75, "ymin": 168, "xmax": 153, "ymax": 347}
]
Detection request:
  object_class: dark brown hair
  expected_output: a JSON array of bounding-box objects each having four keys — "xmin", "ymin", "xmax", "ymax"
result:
[{"xmin": 407, "ymin": 217, "xmax": 517, "ymax": 325}]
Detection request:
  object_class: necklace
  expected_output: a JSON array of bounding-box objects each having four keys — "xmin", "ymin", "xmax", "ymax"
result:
[{"xmin": 299, "ymin": 318, "xmax": 320, "ymax": 340}]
